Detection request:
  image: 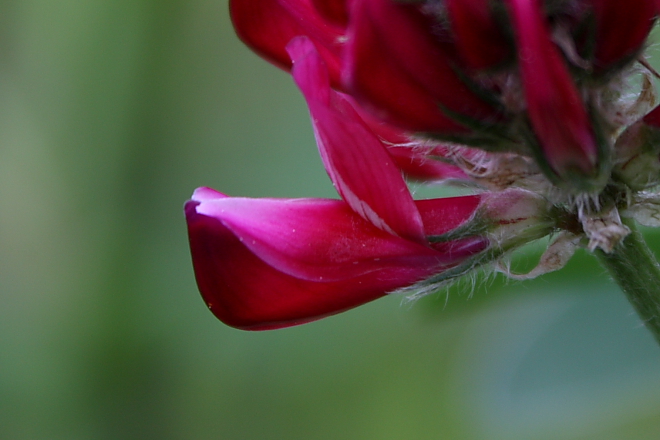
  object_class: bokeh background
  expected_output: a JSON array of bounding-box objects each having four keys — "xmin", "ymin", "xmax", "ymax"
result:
[{"xmin": 2, "ymin": 1, "xmax": 660, "ymax": 439}]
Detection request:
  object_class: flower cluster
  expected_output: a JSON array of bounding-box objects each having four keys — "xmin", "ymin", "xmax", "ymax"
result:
[{"xmin": 186, "ymin": 0, "xmax": 660, "ymax": 330}]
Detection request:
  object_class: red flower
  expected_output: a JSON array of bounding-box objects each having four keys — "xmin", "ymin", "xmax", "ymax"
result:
[{"xmin": 187, "ymin": 0, "xmax": 660, "ymax": 330}]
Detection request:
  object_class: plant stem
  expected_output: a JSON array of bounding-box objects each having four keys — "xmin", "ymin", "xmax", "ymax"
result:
[{"xmin": 596, "ymin": 220, "xmax": 660, "ymax": 345}]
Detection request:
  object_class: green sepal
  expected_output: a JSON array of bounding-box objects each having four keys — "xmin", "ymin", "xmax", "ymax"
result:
[
  {"xmin": 420, "ymin": 130, "xmax": 518, "ymax": 152},
  {"xmin": 612, "ymin": 123, "xmax": 660, "ymax": 190},
  {"xmin": 402, "ymin": 216, "xmax": 558, "ymax": 298},
  {"xmin": 427, "ymin": 214, "xmax": 489, "ymax": 243},
  {"xmin": 395, "ymin": 246, "xmax": 507, "ymax": 298}
]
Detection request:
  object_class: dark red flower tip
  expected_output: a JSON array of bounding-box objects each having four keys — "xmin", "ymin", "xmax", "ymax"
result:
[
  {"xmin": 343, "ymin": 0, "xmax": 503, "ymax": 134},
  {"xmin": 446, "ymin": 0, "xmax": 512, "ymax": 70},
  {"xmin": 589, "ymin": 0, "xmax": 657, "ymax": 72}
]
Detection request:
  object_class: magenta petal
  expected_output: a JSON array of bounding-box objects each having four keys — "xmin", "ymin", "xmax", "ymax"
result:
[
  {"xmin": 351, "ymin": 106, "xmax": 411, "ymax": 145},
  {"xmin": 230, "ymin": 0, "xmax": 344, "ymax": 85},
  {"xmin": 187, "ymin": 204, "xmax": 431, "ymax": 330},
  {"xmin": 289, "ymin": 37, "xmax": 426, "ymax": 242},
  {"xmin": 193, "ymin": 195, "xmax": 447, "ymax": 282},
  {"xmin": 506, "ymin": 0, "xmax": 598, "ymax": 177},
  {"xmin": 186, "ymin": 191, "xmax": 484, "ymax": 330},
  {"xmin": 186, "ymin": 202, "xmax": 404, "ymax": 330},
  {"xmin": 189, "ymin": 189, "xmax": 482, "ymax": 282}
]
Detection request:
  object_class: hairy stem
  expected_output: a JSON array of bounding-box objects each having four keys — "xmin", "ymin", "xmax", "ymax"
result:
[{"xmin": 596, "ymin": 220, "xmax": 660, "ymax": 346}]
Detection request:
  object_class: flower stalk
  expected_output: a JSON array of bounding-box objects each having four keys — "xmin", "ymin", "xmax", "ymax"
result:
[{"xmin": 596, "ymin": 219, "xmax": 660, "ymax": 345}]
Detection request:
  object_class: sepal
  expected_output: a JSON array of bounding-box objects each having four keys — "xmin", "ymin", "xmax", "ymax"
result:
[
  {"xmin": 622, "ymin": 192, "xmax": 660, "ymax": 228},
  {"xmin": 579, "ymin": 204, "xmax": 631, "ymax": 252},
  {"xmin": 404, "ymin": 189, "xmax": 556, "ymax": 298},
  {"xmin": 613, "ymin": 106, "xmax": 660, "ymax": 190},
  {"xmin": 496, "ymin": 231, "xmax": 581, "ymax": 280},
  {"xmin": 428, "ymin": 189, "xmax": 554, "ymax": 242}
]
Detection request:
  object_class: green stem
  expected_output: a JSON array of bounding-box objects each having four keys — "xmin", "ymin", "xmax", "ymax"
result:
[{"xmin": 595, "ymin": 220, "xmax": 660, "ymax": 345}]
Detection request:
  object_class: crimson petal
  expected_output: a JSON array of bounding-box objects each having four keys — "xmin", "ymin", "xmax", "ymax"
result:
[
  {"xmin": 230, "ymin": 0, "xmax": 344, "ymax": 84},
  {"xmin": 186, "ymin": 188, "xmax": 485, "ymax": 330},
  {"xmin": 289, "ymin": 37, "xmax": 427, "ymax": 242}
]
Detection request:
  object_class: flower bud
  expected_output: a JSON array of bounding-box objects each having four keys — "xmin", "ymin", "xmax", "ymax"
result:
[
  {"xmin": 588, "ymin": 0, "xmax": 657, "ymax": 74},
  {"xmin": 506, "ymin": 0, "xmax": 601, "ymax": 189}
]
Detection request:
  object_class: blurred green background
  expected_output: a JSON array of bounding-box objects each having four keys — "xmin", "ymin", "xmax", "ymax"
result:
[{"xmin": 2, "ymin": 1, "xmax": 660, "ymax": 439}]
